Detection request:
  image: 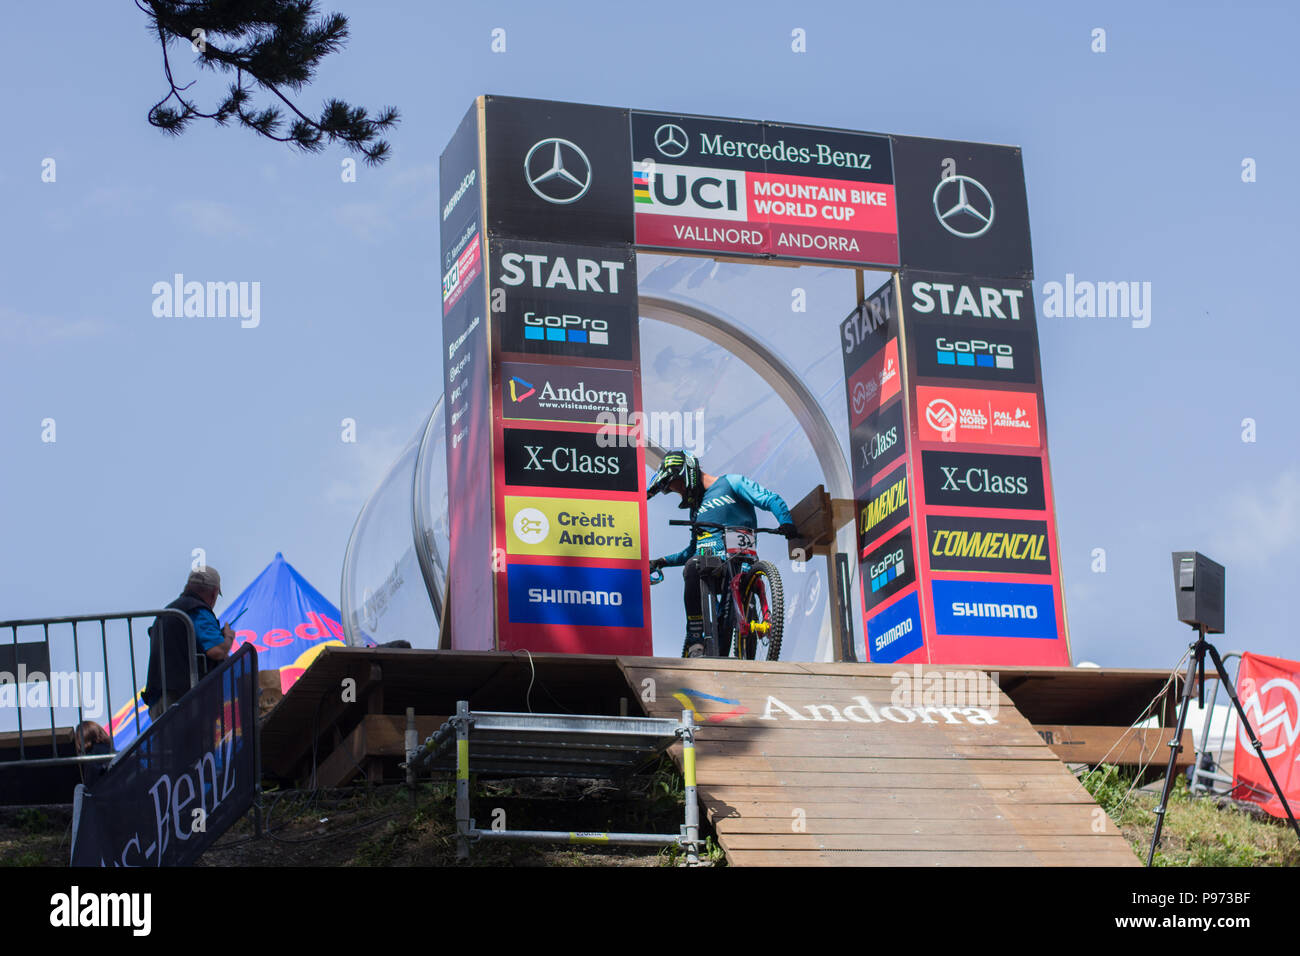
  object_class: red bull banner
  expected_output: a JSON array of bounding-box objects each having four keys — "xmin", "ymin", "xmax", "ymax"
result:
[{"xmin": 1233, "ymin": 652, "xmax": 1300, "ymax": 818}]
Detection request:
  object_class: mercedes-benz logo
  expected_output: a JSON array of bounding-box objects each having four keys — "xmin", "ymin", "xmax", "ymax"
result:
[
  {"xmin": 653, "ymin": 123, "xmax": 688, "ymax": 158},
  {"xmin": 524, "ymin": 137, "xmax": 592, "ymax": 205},
  {"xmin": 933, "ymin": 174, "xmax": 995, "ymax": 239}
]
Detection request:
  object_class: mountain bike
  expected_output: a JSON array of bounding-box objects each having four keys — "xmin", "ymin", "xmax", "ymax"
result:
[{"xmin": 648, "ymin": 520, "xmax": 785, "ymax": 661}]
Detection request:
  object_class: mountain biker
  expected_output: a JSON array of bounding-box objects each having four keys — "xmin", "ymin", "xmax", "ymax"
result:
[{"xmin": 646, "ymin": 451, "xmax": 797, "ymax": 657}]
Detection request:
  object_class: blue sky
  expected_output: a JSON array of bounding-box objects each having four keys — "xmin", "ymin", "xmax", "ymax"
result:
[{"xmin": 2, "ymin": 1, "xmax": 1297, "ymax": 673}]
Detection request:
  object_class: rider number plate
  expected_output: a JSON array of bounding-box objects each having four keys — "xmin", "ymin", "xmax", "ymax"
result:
[{"xmin": 725, "ymin": 528, "xmax": 757, "ymax": 555}]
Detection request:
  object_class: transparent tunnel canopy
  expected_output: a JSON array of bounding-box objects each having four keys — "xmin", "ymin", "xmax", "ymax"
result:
[
  {"xmin": 341, "ymin": 399, "xmax": 449, "ymax": 647},
  {"xmin": 342, "ymin": 254, "xmax": 888, "ymax": 659}
]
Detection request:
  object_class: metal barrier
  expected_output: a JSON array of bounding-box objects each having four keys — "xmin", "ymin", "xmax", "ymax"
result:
[
  {"xmin": 1190, "ymin": 650, "xmax": 1242, "ymax": 796},
  {"xmin": 0, "ymin": 609, "xmax": 199, "ymax": 770},
  {"xmin": 406, "ymin": 701, "xmax": 702, "ymax": 864}
]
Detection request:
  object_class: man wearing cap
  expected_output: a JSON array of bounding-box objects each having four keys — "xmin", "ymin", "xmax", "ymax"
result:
[{"xmin": 142, "ymin": 566, "xmax": 236, "ymax": 718}]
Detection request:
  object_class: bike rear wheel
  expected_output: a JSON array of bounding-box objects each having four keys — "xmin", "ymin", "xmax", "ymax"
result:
[{"xmin": 737, "ymin": 561, "xmax": 783, "ymax": 662}]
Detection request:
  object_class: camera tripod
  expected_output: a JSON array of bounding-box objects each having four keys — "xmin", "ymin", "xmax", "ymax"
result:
[{"xmin": 1147, "ymin": 625, "xmax": 1300, "ymax": 866}]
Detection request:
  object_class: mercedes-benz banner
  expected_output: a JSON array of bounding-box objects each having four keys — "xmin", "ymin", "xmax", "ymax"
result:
[{"xmin": 632, "ymin": 110, "xmax": 898, "ymax": 267}]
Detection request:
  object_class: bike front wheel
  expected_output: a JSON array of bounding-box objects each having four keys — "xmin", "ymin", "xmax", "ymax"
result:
[{"xmin": 737, "ymin": 561, "xmax": 783, "ymax": 662}]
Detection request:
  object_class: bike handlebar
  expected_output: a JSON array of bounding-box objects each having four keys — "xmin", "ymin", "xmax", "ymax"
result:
[{"xmin": 667, "ymin": 519, "xmax": 786, "ymax": 535}]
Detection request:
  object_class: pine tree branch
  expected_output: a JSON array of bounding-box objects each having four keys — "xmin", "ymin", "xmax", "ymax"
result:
[{"xmin": 137, "ymin": 0, "xmax": 398, "ymax": 164}]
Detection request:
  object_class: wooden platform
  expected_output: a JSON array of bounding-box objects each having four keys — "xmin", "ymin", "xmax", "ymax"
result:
[
  {"xmin": 260, "ymin": 649, "xmax": 632, "ymax": 782},
  {"xmin": 257, "ymin": 648, "xmax": 1170, "ymax": 865},
  {"xmin": 618, "ymin": 658, "xmax": 1142, "ymax": 866}
]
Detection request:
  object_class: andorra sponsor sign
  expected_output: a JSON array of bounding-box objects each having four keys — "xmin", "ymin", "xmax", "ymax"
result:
[
  {"xmin": 506, "ymin": 563, "xmax": 644, "ymax": 628},
  {"xmin": 630, "ymin": 111, "xmax": 897, "ymax": 266},
  {"xmin": 848, "ymin": 338, "xmax": 900, "ymax": 426},
  {"xmin": 916, "ymin": 385, "xmax": 1040, "ymax": 448},
  {"xmin": 505, "ymin": 495, "xmax": 641, "ymax": 560},
  {"xmin": 501, "ymin": 362, "xmax": 633, "ymax": 424},
  {"xmin": 926, "ymin": 515, "xmax": 1052, "ymax": 576},
  {"xmin": 931, "ymin": 579, "xmax": 1058, "ymax": 639}
]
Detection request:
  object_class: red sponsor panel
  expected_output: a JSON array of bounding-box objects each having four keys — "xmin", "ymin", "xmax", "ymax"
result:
[
  {"xmin": 1232, "ymin": 653, "xmax": 1300, "ymax": 819},
  {"xmin": 752, "ymin": 173, "xmax": 898, "ymax": 264},
  {"xmin": 926, "ymin": 632, "xmax": 1071, "ymax": 667},
  {"xmin": 915, "ymin": 384, "xmax": 1041, "ymax": 448},
  {"xmin": 490, "ymin": 395, "xmax": 653, "ymax": 656},
  {"xmin": 768, "ymin": 224, "xmax": 897, "ymax": 264},
  {"xmin": 632, "ymin": 214, "xmax": 768, "ymax": 257},
  {"xmin": 632, "ymin": 164, "xmax": 898, "ymax": 265},
  {"xmin": 848, "ymin": 339, "xmax": 901, "ymax": 427},
  {"xmin": 750, "ymin": 174, "xmax": 895, "ymax": 232},
  {"xmin": 442, "ymin": 236, "xmax": 482, "ymax": 313}
]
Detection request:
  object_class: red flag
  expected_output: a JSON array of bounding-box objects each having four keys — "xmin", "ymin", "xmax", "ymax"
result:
[{"xmin": 1232, "ymin": 652, "xmax": 1300, "ymax": 818}]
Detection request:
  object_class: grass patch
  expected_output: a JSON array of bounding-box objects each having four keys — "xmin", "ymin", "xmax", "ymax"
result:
[{"xmin": 1080, "ymin": 763, "xmax": 1300, "ymax": 866}]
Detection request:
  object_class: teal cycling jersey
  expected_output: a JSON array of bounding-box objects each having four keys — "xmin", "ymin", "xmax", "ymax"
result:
[{"xmin": 660, "ymin": 474, "xmax": 793, "ymax": 566}]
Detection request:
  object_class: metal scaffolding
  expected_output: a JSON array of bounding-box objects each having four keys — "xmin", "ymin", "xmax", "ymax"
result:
[{"xmin": 405, "ymin": 701, "xmax": 702, "ymax": 864}]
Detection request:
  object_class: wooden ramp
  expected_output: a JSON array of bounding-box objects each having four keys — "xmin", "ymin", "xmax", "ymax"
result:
[{"xmin": 618, "ymin": 658, "xmax": 1141, "ymax": 867}]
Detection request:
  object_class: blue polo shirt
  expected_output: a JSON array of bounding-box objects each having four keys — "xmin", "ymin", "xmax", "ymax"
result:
[{"xmin": 188, "ymin": 606, "xmax": 225, "ymax": 653}]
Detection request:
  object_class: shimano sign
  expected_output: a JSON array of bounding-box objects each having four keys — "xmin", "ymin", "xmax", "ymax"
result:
[
  {"xmin": 506, "ymin": 564, "xmax": 643, "ymax": 628},
  {"xmin": 931, "ymin": 580, "xmax": 1058, "ymax": 640}
]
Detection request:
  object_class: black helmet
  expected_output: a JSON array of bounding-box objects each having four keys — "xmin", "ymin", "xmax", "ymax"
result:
[{"xmin": 647, "ymin": 450, "xmax": 703, "ymax": 511}]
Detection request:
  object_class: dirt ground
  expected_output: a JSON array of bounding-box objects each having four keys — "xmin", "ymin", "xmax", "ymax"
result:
[{"xmin": 0, "ymin": 773, "xmax": 716, "ymax": 868}]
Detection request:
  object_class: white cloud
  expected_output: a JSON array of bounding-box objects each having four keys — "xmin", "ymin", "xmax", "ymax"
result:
[
  {"xmin": 322, "ymin": 424, "xmax": 414, "ymax": 507},
  {"xmin": 332, "ymin": 163, "xmax": 440, "ymax": 242},
  {"xmin": 0, "ymin": 306, "xmax": 106, "ymax": 344},
  {"xmin": 171, "ymin": 198, "xmax": 251, "ymax": 238},
  {"xmin": 333, "ymin": 202, "xmax": 390, "ymax": 243},
  {"xmin": 1208, "ymin": 467, "xmax": 1300, "ymax": 567},
  {"xmin": 85, "ymin": 184, "xmax": 156, "ymax": 215}
]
